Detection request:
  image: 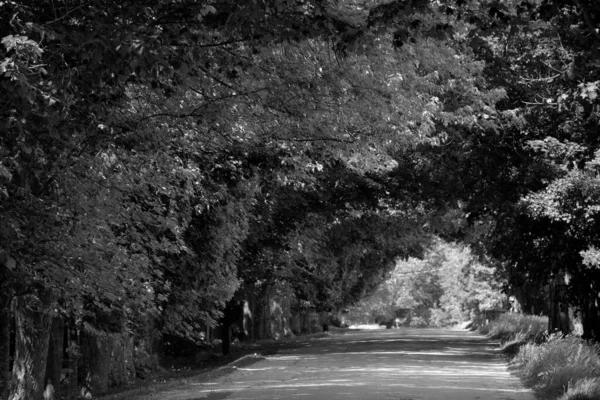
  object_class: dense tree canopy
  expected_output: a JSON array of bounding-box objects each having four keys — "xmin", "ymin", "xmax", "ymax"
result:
[{"xmin": 1, "ymin": 0, "xmax": 600, "ymax": 398}]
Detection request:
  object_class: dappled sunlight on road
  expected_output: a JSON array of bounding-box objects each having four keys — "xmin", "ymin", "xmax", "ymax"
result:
[
  {"xmin": 148, "ymin": 328, "xmax": 535, "ymax": 400},
  {"xmin": 327, "ymin": 349, "xmax": 496, "ymax": 356}
]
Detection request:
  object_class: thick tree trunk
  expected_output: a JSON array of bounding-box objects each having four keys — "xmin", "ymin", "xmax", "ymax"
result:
[
  {"xmin": 44, "ymin": 317, "xmax": 64, "ymax": 400},
  {"xmin": 548, "ymin": 274, "xmax": 570, "ymax": 335},
  {"xmin": 581, "ymin": 292, "xmax": 600, "ymax": 340},
  {"xmin": 0, "ymin": 303, "xmax": 12, "ymax": 399},
  {"xmin": 513, "ymin": 284, "xmax": 542, "ymax": 315},
  {"xmin": 548, "ymin": 279, "xmax": 558, "ymax": 333},
  {"xmin": 8, "ymin": 295, "xmax": 53, "ymax": 400},
  {"xmin": 221, "ymin": 322, "xmax": 231, "ymax": 355},
  {"xmin": 67, "ymin": 324, "xmax": 80, "ymax": 400},
  {"xmin": 80, "ymin": 330, "xmax": 135, "ymax": 396},
  {"xmin": 221, "ymin": 297, "xmax": 248, "ymax": 354},
  {"xmin": 255, "ymin": 286, "xmax": 271, "ymax": 340}
]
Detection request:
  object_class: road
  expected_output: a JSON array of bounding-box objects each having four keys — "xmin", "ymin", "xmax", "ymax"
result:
[{"xmin": 144, "ymin": 328, "xmax": 535, "ymax": 400}]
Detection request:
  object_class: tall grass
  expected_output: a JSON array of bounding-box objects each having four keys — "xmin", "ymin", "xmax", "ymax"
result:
[
  {"xmin": 513, "ymin": 335, "xmax": 600, "ymax": 399},
  {"xmin": 479, "ymin": 312, "xmax": 548, "ymax": 343},
  {"xmin": 479, "ymin": 313, "xmax": 600, "ymax": 399},
  {"xmin": 558, "ymin": 377, "xmax": 600, "ymax": 400}
]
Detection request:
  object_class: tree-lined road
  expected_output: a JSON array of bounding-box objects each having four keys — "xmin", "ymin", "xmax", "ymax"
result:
[{"xmin": 146, "ymin": 328, "xmax": 534, "ymax": 400}]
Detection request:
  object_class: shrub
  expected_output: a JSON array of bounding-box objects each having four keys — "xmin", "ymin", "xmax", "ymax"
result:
[
  {"xmin": 500, "ymin": 333, "xmax": 528, "ymax": 356},
  {"xmin": 513, "ymin": 335, "xmax": 600, "ymax": 399},
  {"xmin": 429, "ymin": 308, "xmax": 452, "ymax": 327},
  {"xmin": 558, "ymin": 378, "xmax": 600, "ymax": 400},
  {"xmin": 409, "ymin": 316, "xmax": 428, "ymax": 327},
  {"xmin": 471, "ymin": 313, "xmax": 487, "ymax": 329},
  {"xmin": 480, "ymin": 312, "xmax": 547, "ymax": 343}
]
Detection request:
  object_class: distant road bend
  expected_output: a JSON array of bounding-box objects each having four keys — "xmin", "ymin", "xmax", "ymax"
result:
[{"xmin": 144, "ymin": 328, "xmax": 535, "ymax": 400}]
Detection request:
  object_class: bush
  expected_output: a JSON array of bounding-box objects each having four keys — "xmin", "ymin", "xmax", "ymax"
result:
[
  {"xmin": 471, "ymin": 313, "xmax": 487, "ymax": 329},
  {"xmin": 558, "ymin": 378, "xmax": 600, "ymax": 400},
  {"xmin": 409, "ymin": 316, "xmax": 428, "ymax": 327},
  {"xmin": 500, "ymin": 333, "xmax": 528, "ymax": 356},
  {"xmin": 513, "ymin": 335, "xmax": 600, "ymax": 399},
  {"xmin": 479, "ymin": 312, "xmax": 547, "ymax": 343},
  {"xmin": 429, "ymin": 308, "xmax": 452, "ymax": 327}
]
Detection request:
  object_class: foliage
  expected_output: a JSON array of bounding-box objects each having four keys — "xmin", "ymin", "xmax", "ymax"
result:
[
  {"xmin": 519, "ymin": 153, "xmax": 600, "ymax": 314},
  {"xmin": 368, "ymin": 0, "xmax": 600, "ymax": 337},
  {"xmin": 0, "ymin": 0, "xmax": 524, "ymax": 333},
  {"xmin": 479, "ymin": 312, "xmax": 548, "ymax": 343},
  {"xmin": 346, "ymin": 239, "xmax": 504, "ymax": 326},
  {"xmin": 514, "ymin": 335, "xmax": 600, "ymax": 399},
  {"xmin": 435, "ymin": 240, "xmax": 506, "ymax": 322},
  {"xmin": 1, "ymin": 0, "xmax": 600, "ymax": 396},
  {"xmin": 558, "ymin": 377, "xmax": 600, "ymax": 400}
]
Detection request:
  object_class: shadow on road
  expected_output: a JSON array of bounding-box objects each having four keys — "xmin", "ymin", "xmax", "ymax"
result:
[{"xmin": 125, "ymin": 328, "xmax": 534, "ymax": 400}]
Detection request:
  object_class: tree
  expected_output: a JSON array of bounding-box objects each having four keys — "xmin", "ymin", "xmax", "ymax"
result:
[
  {"xmin": 347, "ymin": 239, "xmax": 504, "ymax": 327},
  {"xmin": 5, "ymin": 0, "xmax": 600, "ymax": 396},
  {"xmin": 520, "ymin": 151, "xmax": 600, "ymax": 336}
]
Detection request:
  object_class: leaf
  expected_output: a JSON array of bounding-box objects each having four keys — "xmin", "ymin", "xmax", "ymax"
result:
[
  {"xmin": 203, "ymin": 5, "xmax": 217, "ymax": 15},
  {"xmin": 0, "ymin": 58, "xmax": 11, "ymax": 75},
  {"xmin": 178, "ymin": 61, "xmax": 189, "ymax": 77},
  {"xmin": 0, "ymin": 250, "xmax": 16, "ymax": 270},
  {"xmin": 43, "ymin": 94, "xmax": 58, "ymax": 106},
  {"xmin": 0, "ymin": 164, "xmax": 12, "ymax": 182},
  {"xmin": 1, "ymin": 35, "xmax": 43, "ymax": 57},
  {"xmin": 589, "ymin": 91, "xmax": 597, "ymax": 101},
  {"xmin": 6, "ymin": 257, "xmax": 16, "ymax": 271},
  {"xmin": 21, "ymin": 144, "xmax": 32, "ymax": 155}
]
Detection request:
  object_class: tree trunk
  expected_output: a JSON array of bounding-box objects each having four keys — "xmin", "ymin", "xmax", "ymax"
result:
[
  {"xmin": 80, "ymin": 330, "xmax": 135, "ymax": 396},
  {"xmin": 548, "ymin": 278, "xmax": 558, "ymax": 333},
  {"xmin": 221, "ymin": 297, "xmax": 248, "ymax": 354},
  {"xmin": 67, "ymin": 323, "xmax": 80, "ymax": 400},
  {"xmin": 0, "ymin": 303, "xmax": 12, "ymax": 399},
  {"xmin": 581, "ymin": 291, "xmax": 600, "ymax": 340},
  {"xmin": 548, "ymin": 274, "xmax": 570, "ymax": 335},
  {"xmin": 44, "ymin": 317, "xmax": 64, "ymax": 400},
  {"xmin": 221, "ymin": 322, "xmax": 231, "ymax": 355},
  {"xmin": 8, "ymin": 295, "xmax": 53, "ymax": 400}
]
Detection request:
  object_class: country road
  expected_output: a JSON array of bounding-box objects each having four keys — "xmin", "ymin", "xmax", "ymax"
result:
[{"xmin": 141, "ymin": 328, "xmax": 535, "ymax": 400}]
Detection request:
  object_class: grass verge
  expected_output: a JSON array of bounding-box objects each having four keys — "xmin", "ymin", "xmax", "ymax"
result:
[
  {"xmin": 479, "ymin": 312, "xmax": 547, "ymax": 344},
  {"xmin": 558, "ymin": 377, "xmax": 600, "ymax": 400},
  {"xmin": 513, "ymin": 334, "xmax": 600, "ymax": 399},
  {"xmin": 481, "ymin": 313, "xmax": 600, "ymax": 400}
]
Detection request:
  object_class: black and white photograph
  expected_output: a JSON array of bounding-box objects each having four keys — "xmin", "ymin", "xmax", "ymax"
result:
[{"xmin": 1, "ymin": 0, "xmax": 599, "ymax": 399}]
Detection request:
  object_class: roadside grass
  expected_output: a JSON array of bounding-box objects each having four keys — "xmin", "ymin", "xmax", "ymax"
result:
[
  {"xmin": 514, "ymin": 335, "xmax": 600, "ymax": 399},
  {"xmin": 479, "ymin": 312, "xmax": 547, "ymax": 343},
  {"xmin": 481, "ymin": 313, "xmax": 600, "ymax": 400},
  {"xmin": 558, "ymin": 377, "xmax": 600, "ymax": 400}
]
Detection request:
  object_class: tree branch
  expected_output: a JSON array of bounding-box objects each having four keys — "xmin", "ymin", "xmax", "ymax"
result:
[
  {"xmin": 276, "ymin": 136, "xmax": 357, "ymax": 144},
  {"xmin": 573, "ymin": 0, "xmax": 600, "ymax": 40},
  {"xmin": 136, "ymin": 88, "xmax": 267, "ymax": 122}
]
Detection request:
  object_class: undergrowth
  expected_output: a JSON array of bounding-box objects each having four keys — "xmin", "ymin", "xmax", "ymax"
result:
[
  {"xmin": 479, "ymin": 312, "xmax": 547, "ymax": 343},
  {"xmin": 479, "ymin": 313, "xmax": 600, "ymax": 399},
  {"xmin": 513, "ymin": 334, "xmax": 600, "ymax": 399},
  {"xmin": 558, "ymin": 377, "xmax": 600, "ymax": 400}
]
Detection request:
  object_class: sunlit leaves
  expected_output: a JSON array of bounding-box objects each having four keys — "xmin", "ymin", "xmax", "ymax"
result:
[
  {"xmin": 348, "ymin": 239, "xmax": 504, "ymax": 325},
  {"xmin": 579, "ymin": 81, "xmax": 600, "ymax": 101}
]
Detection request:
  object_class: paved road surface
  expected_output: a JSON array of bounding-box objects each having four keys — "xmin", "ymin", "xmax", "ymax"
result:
[{"xmin": 145, "ymin": 328, "xmax": 534, "ymax": 400}]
